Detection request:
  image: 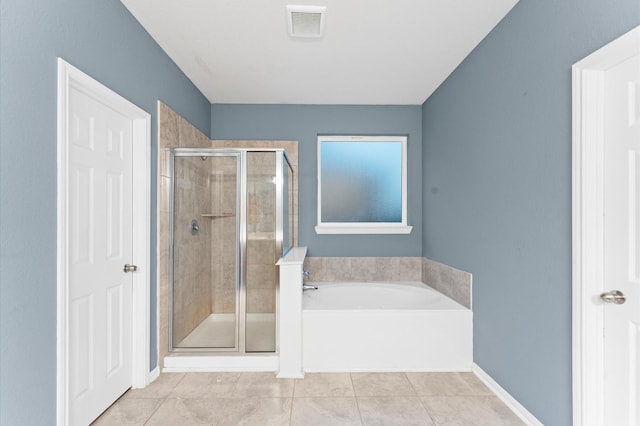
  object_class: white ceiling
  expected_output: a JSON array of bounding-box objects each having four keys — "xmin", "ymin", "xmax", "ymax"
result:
[{"xmin": 121, "ymin": 0, "xmax": 518, "ymax": 105}]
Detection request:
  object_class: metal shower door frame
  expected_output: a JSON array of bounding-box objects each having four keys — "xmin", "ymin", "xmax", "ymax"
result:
[
  {"xmin": 168, "ymin": 148, "xmax": 290, "ymax": 354},
  {"xmin": 169, "ymin": 149, "xmax": 242, "ymax": 352}
]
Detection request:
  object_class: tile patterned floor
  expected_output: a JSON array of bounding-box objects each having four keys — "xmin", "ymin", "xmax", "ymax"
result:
[{"xmin": 92, "ymin": 372, "xmax": 526, "ymax": 425}]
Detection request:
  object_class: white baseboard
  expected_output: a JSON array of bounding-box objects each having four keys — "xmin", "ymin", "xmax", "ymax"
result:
[
  {"xmin": 472, "ymin": 363, "xmax": 543, "ymax": 426},
  {"xmin": 148, "ymin": 366, "xmax": 160, "ymax": 383},
  {"xmin": 162, "ymin": 354, "xmax": 279, "ymax": 373},
  {"xmin": 133, "ymin": 366, "xmax": 160, "ymax": 390}
]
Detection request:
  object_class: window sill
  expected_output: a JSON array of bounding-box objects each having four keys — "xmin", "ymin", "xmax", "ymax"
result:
[{"xmin": 314, "ymin": 225, "xmax": 413, "ymax": 235}]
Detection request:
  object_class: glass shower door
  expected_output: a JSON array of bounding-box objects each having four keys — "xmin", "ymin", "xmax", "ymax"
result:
[
  {"xmin": 171, "ymin": 152, "xmax": 239, "ymax": 350},
  {"xmin": 245, "ymin": 151, "xmax": 278, "ymax": 352}
]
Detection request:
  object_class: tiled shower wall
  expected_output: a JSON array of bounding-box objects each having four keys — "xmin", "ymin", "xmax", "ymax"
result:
[
  {"xmin": 158, "ymin": 102, "xmax": 298, "ymax": 365},
  {"xmin": 246, "ymin": 153, "xmax": 277, "ymax": 315},
  {"xmin": 209, "ymin": 156, "xmax": 238, "ymax": 315},
  {"xmin": 159, "ymin": 102, "xmax": 212, "ymax": 363},
  {"xmin": 172, "ymin": 156, "xmax": 213, "ymax": 344},
  {"xmin": 303, "ymin": 257, "xmax": 472, "ymax": 309}
]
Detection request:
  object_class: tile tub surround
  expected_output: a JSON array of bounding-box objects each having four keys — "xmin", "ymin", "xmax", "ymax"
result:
[
  {"xmin": 94, "ymin": 372, "xmax": 525, "ymax": 425},
  {"xmin": 158, "ymin": 102, "xmax": 299, "ymax": 365},
  {"xmin": 422, "ymin": 257, "xmax": 472, "ymax": 309},
  {"xmin": 303, "ymin": 257, "xmax": 423, "ymax": 282},
  {"xmin": 302, "ymin": 256, "xmax": 472, "ymax": 309}
]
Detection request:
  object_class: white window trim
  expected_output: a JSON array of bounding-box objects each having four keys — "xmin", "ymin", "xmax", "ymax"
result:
[{"xmin": 315, "ymin": 135, "xmax": 412, "ymax": 235}]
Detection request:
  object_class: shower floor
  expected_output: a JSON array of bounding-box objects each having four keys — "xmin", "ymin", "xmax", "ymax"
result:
[{"xmin": 175, "ymin": 313, "xmax": 276, "ymax": 352}]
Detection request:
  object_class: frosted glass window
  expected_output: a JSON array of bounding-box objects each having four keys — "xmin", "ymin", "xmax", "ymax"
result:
[{"xmin": 316, "ymin": 136, "xmax": 412, "ymax": 234}]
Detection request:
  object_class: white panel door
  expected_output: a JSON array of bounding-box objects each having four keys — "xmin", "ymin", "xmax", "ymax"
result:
[
  {"xmin": 68, "ymin": 85, "xmax": 133, "ymax": 425},
  {"xmin": 603, "ymin": 52, "xmax": 640, "ymax": 425}
]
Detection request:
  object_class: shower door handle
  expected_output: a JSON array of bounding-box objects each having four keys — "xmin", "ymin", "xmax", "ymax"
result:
[{"xmin": 123, "ymin": 264, "xmax": 138, "ymax": 273}]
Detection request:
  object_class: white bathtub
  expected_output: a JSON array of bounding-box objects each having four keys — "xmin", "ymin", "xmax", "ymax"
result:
[{"xmin": 302, "ymin": 281, "xmax": 472, "ymax": 372}]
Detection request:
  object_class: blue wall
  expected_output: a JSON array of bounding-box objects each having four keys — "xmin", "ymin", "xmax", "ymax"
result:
[
  {"xmin": 421, "ymin": 1, "xmax": 639, "ymax": 424},
  {"xmin": 211, "ymin": 104, "xmax": 422, "ymax": 257},
  {"xmin": 3, "ymin": 0, "xmax": 638, "ymax": 423},
  {"xmin": 0, "ymin": 1, "xmax": 210, "ymax": 423}
]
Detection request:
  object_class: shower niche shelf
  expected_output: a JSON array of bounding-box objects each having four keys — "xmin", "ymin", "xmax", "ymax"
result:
[{"xmin": 201, "ymin": 213, "xmax": 235, "ymax": 218}]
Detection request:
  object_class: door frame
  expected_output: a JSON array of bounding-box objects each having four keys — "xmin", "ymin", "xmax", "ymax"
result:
[
  {"xmin": 572, "ymin": 25, "xmax": 640, "ymax": 426},
  {"xmin": 56, "ymin": 58, "xmax": 151, "ymax": 425}
]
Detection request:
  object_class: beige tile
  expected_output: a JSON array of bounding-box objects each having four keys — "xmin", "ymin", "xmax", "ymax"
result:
[
  {"xmin": 159, "ymin": 257, "xmax": 169, "ymax": 294},
  {"xmin": 407, "ymin": 372, "xmax": 483, "ymax": 396},
  {"xmin": 159, "ymin": 176, "xmax": 171, "ymax": 213},
  {"xmin": 124, "ymin": 373, "xmax": 184, "ymax": 399},
  {"xmin": 247, "ymin": 240, "xmax": 276, "ymax": 265},
  {"xmin": 421, "ymin": 396, "xmax": 525, "ymax": 426},
  {"xmin": 195, "ymin": 130, "xmax": 211, "ymax": 148},
  {"xmin": 247, "ymin": 288, "xmax": 276, "ymax": 313},
  {"xmin": 422, "ymin": 257, "xmax": 472, "ymax": 309},
  {"xmin": 222, "ymin": 288, "xmax": 237, "ymax": 313},
  {"xmin": 159, "ymin": 324, "xmax": 169, "ymax": 366},
  {"xmin": 294, "ymin": 373, "xmax": 354, "ymax": 397},
  {"xmin": 312, "ymin": 257, "xmax": 332, "ymax": 282},
  {"xmin": 350, "ymin": 257, "xmax": 378, "ymax": 282},
  {"xmin": 357, "ymin": 396, "xmax": 434, "ymax": 426},
  {"xmin": 290, "ymin": 397, "xmax": 361, "ymax": 426},
  {"xmin": 398, "ymin": 257, "xmax": 423, "ymax": 281},
  {"xmin": 92, "ymin": 397, "xmax": 162, "ymax": 425},
  {"xmin": 324, "ymin": 257, "xmax": 352, "ymax": 281},
  {"xmin": 159, "ymin": 148, "xmax": 171, "ymax": 178},
  {"xmin": 351, "ymin": 373, "xmax": 416, "ymax": 397},
  {"xmin": 170, "ymin": 372, "xmax": 241, "ymax": 399},
  {"xmin": 280, "ymin": 141, "xmax": 298, "ymax": 167},
  {"xmin": 145, "ymin": 398, "xmax": 217, "ymax": 425},
  {"xmin": 423, "ymin": 257, "xmax": 446, "ymax": 296},
  {"xmin": 177, "ymin": 116, "xmax": 204, "ymax": 148},
  {"xmin": 247, "ymin": 264, "xmax": 276, "ymax": 289},
  {"xmin": 450, "ymin": 280, "xmax": 472, "ymax": 310},
  {"xmin": 232, "ymin": 372, "xmax": 295, "ymax": 397},
  {"xmin": 216, "ymin": 397, "xmax": 292, "ymax": 426},
  {"xmin": 374, "ymin": 258, "xmax": 400, "ymax": 281},
  {"xmin": 443, "ymin": 267, "xmax": 472, "ymax": 309},
  {"xmin": 98, "ymin": 372, "xmax": 518, "ymax": 426},
  {"xmin": 292, "ymin": 179, "xmax": 298, "ymax": 247},
  {"xmin": 457, "ymin": 372, "xmax": 493, "ymax": 395},
  {"xmin": 229, "ymin": 140, "xmax": 260, "ymax": 148},
  {"xmin": 421, "ymin": 257, "xmax": 428, "ymax": 283},
  {"xmin": 303, "ymin": 257, "xmax": 323, "ymax": 281},
  {"xmin": 158, "ymin": 103, "xmax": 179, "ymax": 149}
]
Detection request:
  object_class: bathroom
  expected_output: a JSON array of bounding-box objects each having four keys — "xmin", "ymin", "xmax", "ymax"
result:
[
  {"xmin": 158, "ymin": 103, "xmax": 472, "ymax": 377},
  {"xmin": 3, "ymin": 1, "xmax": 636, "ymax": 425},
  {"xmin": 151, "ymin": 92, "xmax": 539, "ymax": 425}
]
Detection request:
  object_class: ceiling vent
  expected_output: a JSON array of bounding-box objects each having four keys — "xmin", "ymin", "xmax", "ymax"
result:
[{"xmin": 286, "ymin": 5, "xmax": 326, "ymax": 38}]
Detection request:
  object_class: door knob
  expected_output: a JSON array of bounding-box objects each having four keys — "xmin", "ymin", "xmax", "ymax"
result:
[
  {"xmin": 600, "ymin": 290, "xmax": 626, "ymax": 304},
  {"xmin": 123, "ymin": 264, "xmax": 138, "ymax": 273}
]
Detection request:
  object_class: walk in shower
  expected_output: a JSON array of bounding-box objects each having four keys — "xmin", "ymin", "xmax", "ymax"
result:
[{"xmin": 169, "ymin": 148, "xmax": 294, "ymax": 353}]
